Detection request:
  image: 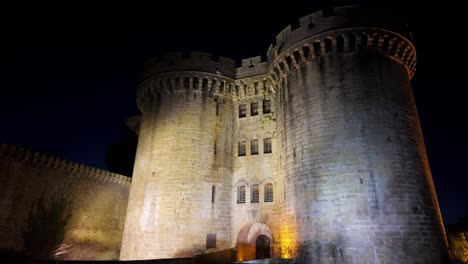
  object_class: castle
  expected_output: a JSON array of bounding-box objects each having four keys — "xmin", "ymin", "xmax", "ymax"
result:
[{"xmin": 0, "ymin": 6, "xmax": 448, "ymax": 263}]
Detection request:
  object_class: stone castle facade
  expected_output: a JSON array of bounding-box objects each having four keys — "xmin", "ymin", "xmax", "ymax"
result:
[
  {"xmin": 120, "ymin": 6, "xmax": 447, "ymax": 263},
  {"xmin": 0, "ymin": 6, "xmax": 448, "ymax": 263}
]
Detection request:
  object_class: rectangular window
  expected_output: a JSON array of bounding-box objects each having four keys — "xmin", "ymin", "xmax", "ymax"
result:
[
  {"xmin": 206, "ymin": 234, "xmax": 217, "ymax": 248},
  {"xmin": 251, "ymin": 184, "xmax": 259, "ymax": 203},
  {"xmin": 214, "ymin": 141, "xmax": 217, "ymax": 155},
  {"xmin": 239, "ymin": 104, "xmax": 246, "ymax": 118},
  {"xmin": 215, "ymin": 100, "xmax": 220, "ymax": 116},
  {"xmin": 238, "ymin": 141, "xmax": 246, "ymax": 156},
  {"xmin": 251, "ymin": 139, "xmax": 259, "ymax": 155},
  {"xmin": 251, "ymin": 102, "xmax": 258, "ymax": 116},
  {"xmin": 264, "ymin": 138, "xmax": 272, "ymax": 153},
  {"xmin": 263, "ymin": 99, "xmax": 271, "ymax": 114}
]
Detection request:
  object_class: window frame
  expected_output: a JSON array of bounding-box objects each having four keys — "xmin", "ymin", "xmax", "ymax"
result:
[
  {"xmin": 237, "ymin": 185, "xmax": 246, "ymax": 204},
  {"xmin": 264, "ymin": 137, "xmax": 272, "ymax": 154},
  {"xmin": 251, "ymin": 184, "xmax": 259, "ymax": 203},
  {"xmin": 251, "ymin": 139, "xmax": 259, "ymax": 155},
  {"xmin": 238, "ymin": 140, "xmax": 246, "ymax": 157},
  {"xmin": 251, "ymin": 102, "xmax": 259, "ymax": 116},
  {"xmin": 239, "ymin": 104, "xmax": 247, "ymax": 118},
  {"xmin": 264, "ymin": 183, "xmax": 273, "ymax": 202}
]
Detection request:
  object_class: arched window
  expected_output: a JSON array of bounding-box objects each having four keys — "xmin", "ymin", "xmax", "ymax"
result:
[
  {"xmin": 263, "ymin": 99, "xmax": 271, "ymax": 114},
  {"xmin": 251, "ymin": 139, "xmax": 259, "ymax": 155},
  {"xmin": 264, "ymin": 138, "xmax": 272, "ymax": 154},
  {"xmin": 238, "ymin": 140, "xmax": 246, "ymax": 157},
  {"xmin": 251, "ymin": 184, "xmax": 259, "ymax": 203},
  {"xmin": 237, "ymin": 185, "xmax": 246, "ymax": 203},
  {"xmin": 265, "ymin": 183, "xmax": 273, "ymax": 202}
]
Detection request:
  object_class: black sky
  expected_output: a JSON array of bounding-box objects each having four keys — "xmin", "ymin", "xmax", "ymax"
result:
[{"xmin": 1, "ymin": 1, "xmax": 467, "ymax": 224}]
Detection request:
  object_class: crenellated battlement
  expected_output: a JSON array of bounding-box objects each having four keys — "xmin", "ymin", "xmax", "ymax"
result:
[
  {"xmin": 143, "ymin": 51, "xmax": 237, "ymax": 79},
  {"xmin": 267, "ymin": 28, "xmax": 416, "ymax": 86},
  {"xmin": 266, "ymin": 6, "xmax": 410, "ymax": 62},
  {"xmin": 136, "ymin": 71, "xmax": 237, "ymax": 111},
  {"xmin": 0, "ymin": 143, "xmax": 132, "ymax": 185},
  {"xmin": 267, "ymin": 6, "xmax": 360, "ymax": 60},
  {"xmin": 236, "ymin": 56, "xmax": 268, "ymax": 79}
]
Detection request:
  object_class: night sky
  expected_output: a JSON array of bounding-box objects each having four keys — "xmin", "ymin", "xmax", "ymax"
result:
[{"xmin": 1, "ymin": 1, "xmax": 467, "ymax": 224}]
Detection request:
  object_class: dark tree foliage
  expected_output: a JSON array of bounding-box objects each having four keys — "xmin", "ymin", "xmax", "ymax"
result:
[
  {"xmin": 22, "ymin": 190, "xmax": 73, "ymax": 260},
  {"xmin": 446, "ymin": 217, "xmax": 468, "ymax": 263},
  {"xmin": 106, "ymin": 123, "xmax": 138, "ymax": 177}
]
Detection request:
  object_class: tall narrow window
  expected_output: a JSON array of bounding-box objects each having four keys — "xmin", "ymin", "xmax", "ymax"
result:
[
  {"xmin": 237, "ymin": 185, "xmax": 246, "ymax": 203},
  {"xmin": 211, "ymin": 185, "xmax": 216, "ymax": 204},
  {"xmin": 214, "ymin": 141, "xmax": 217, "ymax": 155},
  {"xmin": 251, "ymin": 184, "xmax": 259, "ymax": 203},
  {"xmin": 264, "ymin": 138, "xmax": 272, "ymax": 154},
  {"xmin": 215, "ymin": 100, "xmax": 220, "ymax": 116},
  {"xmin": 238, "ymin": 141, "xmax": 246, "ymax": 156},
  {"xmin": 263, "ymin": 99, "xmax": 271, "ymax": 114},
  {"xmin": 239, "ymin": 104, "xmax": 246, "ymax": 118},
  {"xmin": 265, "ymin": 183, "xmax": 273, "ymax": 202},
  {"xmin": 251, "ymin": 102, "xmax": 258, "ymax": 116},
  {"xmin": 251, "ymin": 139, "xmax": 259, "ymax": 155}
]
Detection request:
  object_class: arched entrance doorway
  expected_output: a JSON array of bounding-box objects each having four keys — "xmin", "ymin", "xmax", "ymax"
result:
[
  {"xmin": 236, "ymin": 223, "xmax": 274, "ymax": 261},
  {"xmin": 255, "ymin": 235, "xmax": 270, "ymax": 259}
]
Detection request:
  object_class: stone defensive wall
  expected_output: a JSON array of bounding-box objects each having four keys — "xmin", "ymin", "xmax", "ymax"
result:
[{"xmin": 0, "ymin": 143, "xmax": 131, "ymax": 260}]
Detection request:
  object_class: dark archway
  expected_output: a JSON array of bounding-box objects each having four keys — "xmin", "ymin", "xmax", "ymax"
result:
[{"xmin": 255, "ymin": 235, "xmax": 270, "ymax": 259}]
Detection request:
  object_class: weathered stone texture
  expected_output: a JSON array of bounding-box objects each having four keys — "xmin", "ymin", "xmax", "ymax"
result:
[
  {"xmin": 275, "ymin": 53, "xmax": 446, "ymax": 262},
  {"xmin": 232, "ymin": 92, "xmax": 281, "ymax": 260},
  {"xmin": 0, "ymin": 145, "xmax": 130, "ymax": 260},
  {"xmin": 121, "ymin": 6, "xmax": 446, "ymax": 263},
  {"xmin": 121, "ymin": 79, "xmax": 235, "ymax": 259}
]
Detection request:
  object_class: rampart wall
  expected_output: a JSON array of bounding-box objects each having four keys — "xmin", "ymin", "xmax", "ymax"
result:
[{"xmin": 0, "ymin": 144, "xmax": 131, "ymax": 260}]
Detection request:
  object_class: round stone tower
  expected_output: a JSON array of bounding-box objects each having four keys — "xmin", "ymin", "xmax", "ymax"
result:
[
  {"xmin": 120, "ymin": 52, "xmax": 237, "ymax": 260},
  {"xmin": 269, "ymin": 6, "xmax": 447, "ymax": 263}
]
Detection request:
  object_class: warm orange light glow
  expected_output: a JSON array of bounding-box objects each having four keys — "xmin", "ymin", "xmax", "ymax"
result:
[
  {"xmin": 279, "ymin": 217, "xmax": 301, "ymax": 259},
  {"xmin": 236, "ymin": 243, "xmax": 256, "ymax": 261}
]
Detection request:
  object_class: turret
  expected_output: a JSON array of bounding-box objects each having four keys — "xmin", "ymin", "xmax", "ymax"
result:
[
  {"xmin": 270, "ymin": 6, "xmax": 446, "ymax": 263},
  {"xmin": 120, "ymin": 52, "xmax": 237, "ymax": 260}
]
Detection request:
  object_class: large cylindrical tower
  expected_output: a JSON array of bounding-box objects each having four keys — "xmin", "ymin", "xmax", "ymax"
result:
[
  {"xmin": 120, "ymin": 52, "xmax": 237, "ymax": 260},
  {"xmin": 270, "ymin": 7, "xmax": 447, "ymax": 263}
]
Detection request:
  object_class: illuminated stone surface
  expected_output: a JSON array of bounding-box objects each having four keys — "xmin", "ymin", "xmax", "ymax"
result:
[
  {"xmin": 121, "ymin": 6, "xmax": 447, "ymax": 263},
  {"xmin": 0, "ymin": 6, "xmax": 448, "ymax": 263},
  {"xmin": 0, "ymin": 144, "xmax": 130, "ymax": 260}
]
